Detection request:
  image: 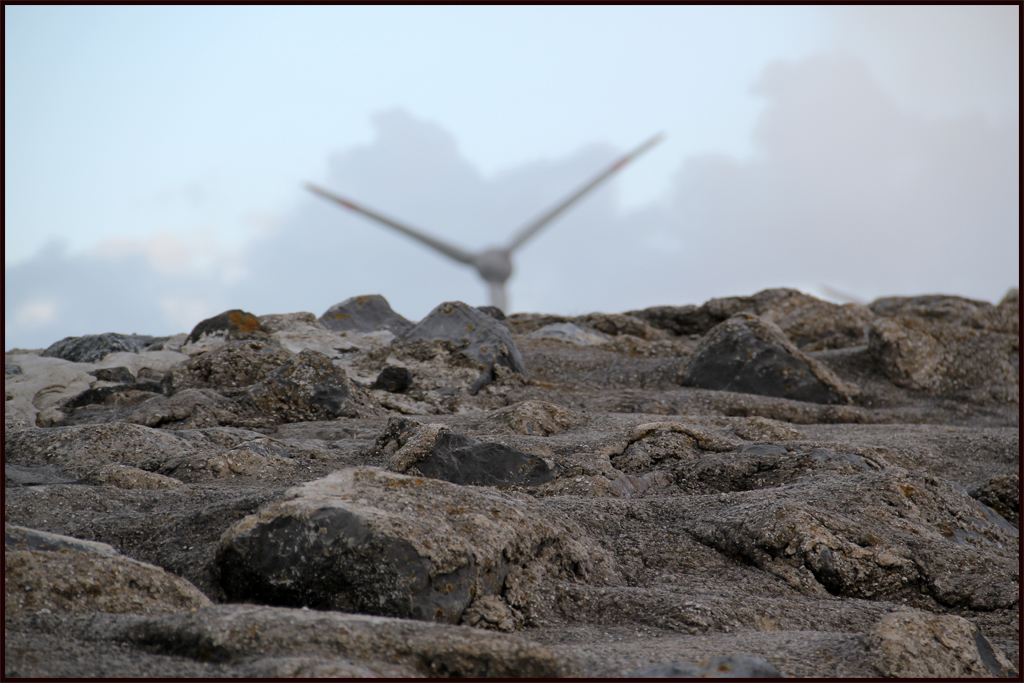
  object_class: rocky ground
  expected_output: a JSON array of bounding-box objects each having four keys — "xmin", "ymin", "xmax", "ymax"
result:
[{"xmin": 5, "ymin": 288, "xmax": 1019, "ymax": 678}]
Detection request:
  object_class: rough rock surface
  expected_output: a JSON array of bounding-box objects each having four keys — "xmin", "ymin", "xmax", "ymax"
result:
[
  {"xmin": 5, "ymin": 287, "xmax": 1019, "ymax": 678},
  {"xmin": 319, "ymin": 294, "xmax": 414, "ymax": 335}
]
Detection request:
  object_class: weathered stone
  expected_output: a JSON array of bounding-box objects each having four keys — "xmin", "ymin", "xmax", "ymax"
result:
[
  {"xmin": 6, "ymin": 363, "xmax": 23, "ymax": 375},
  {"xmin": 182, "ymin": 309, "xmax": 266, "ymax": 355},
  {"xmin": 373, "ymin": 416, "xmax": 559, "ymax": 487},
  {"xmin": 258, "ymin": 311, "xmax": 377, "ymax": 357},
  {"xmin": 41, "ymin": 333, "xmax": 155, "ymax": 363},
  {"xmin": 126, "ymin": 388, "xmax": 245, "ymax": 429},
  {"xmin": 89, "ymin": 366, "xmax": 136, "ymax": 384},
  {"xmin": 868, "ymin": 316, "xmax": 1018, "ymax": 400},
  {"xmin": 217, "ymin": 467, "xmax": 613, "ymax": 623},
  {"xmin": 863, "ymin": 611, "xmax": 1018, "ymax": 677},
  {"xmin": 319, "ymin": 294, "xmax": 414, "ymax": 335},
  {"xmin": 673, "ymin": 469, "xmax": 1018, "ymax": 609},
  {"xmin": 372, "ymin": 365, "xmax": 413, "ymax": 392},
  {"xmin": 127, "ymin": 604, "xmax": 564, "ymax": 677},
  {"xmin": 399, "ymin": 301, "xmax": 528, "ymax": 379},
  {"xmin": 163, "ymin": 340, "xmax": 294, "ymax": 398},
  {"xmin": 526, "ymin": 322, "xmax": 610, "ymax": 345},
  {"xmin": 870, "ymin": 293, "xmax": 1017, "ymax": 333},
  {"xmin": 474, "ymin": 400, "xmax": 587, "ymax": 437},
  {"xmin": 82, "ymin": 463, "xmax": 184, "ymax": 489},
  {"xmin": 477, "ymin": 305, "xmax": 507, "ymax": 321},
  {"xmin": 575, "ymin": 312, "xmax": 669, "ymax": 340},
  {"xmin": 970, "ymin": 474, "xmax": 1019, "ymax": 529},
  {"xmin": 630, "ymin": 289, "xmax": 874, "ymax": 351},
  {"xmin": 628, "ymin": 654, "xmax": 784, "ymax": 677},
  {"xmin": 5, "ymin": 525, "xmax": 211, "ymax": 617},
  {"xmin": 241, "ymin": 349, "xmax": 372, "ymax": 423},
  {"xmin": 4, "ymin": 422, "xmax": 202, "ymax": 479},
  {"xmin": 679, "ymin": 314, "xmax": 855, "ymax": 404}
]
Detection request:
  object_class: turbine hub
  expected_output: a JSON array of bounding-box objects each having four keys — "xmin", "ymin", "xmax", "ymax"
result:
[{"xmin": 473, "ymin": 248, "xmax": 513, "ymax": 284}]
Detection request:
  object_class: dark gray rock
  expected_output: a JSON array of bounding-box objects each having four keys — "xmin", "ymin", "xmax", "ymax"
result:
[
  {"xmin": 373, "ymin": 417, "xmax": 559, "ymax": 488},
  {"xmin": 241, "ymin": 349, "xmax": 370, "ymax": 423},
  {"xmin": 5, "ymin": 464, "xmax": 81, "ymax": 487},
  {"xmin": 476, "ymin": 305, "xmax": 506, "ymax": 320},
  {"xmin": 6, "ymin": 363, "xmax": 23, "ymax": 375},
  {"xmin": 970, "ymin": 474, "xmax": 1019, "ymax": 529},
  {"xmin": 628, "ymin": 654, "xmax": 784, "ymax": 677},
  {"xmin": 217, "ymin": 468, "xmax": 613, "ymax": 624},
  {"xmin": 399, "ymin": 301, "xmax": 528, "ymax": 379},
  {"xmin": 61, "ymin": 383, "xmax": 159, "ymax": 410},
  {"xmin": 184, "ymin": 309, "xmax": 265, "ymax": 346},
  {"xmin": 163, "ymin": 340, "xmax": 294, "ymax": 398},
  {"xmin": 319, "ymin": 294, "xmax": 413, "ymax": 335},
  {"xmin": 679, "ymin": 314, "xmax": 854, "ymax": 404},
  {"xmin": 41, "ymin": 333, "xmax": 152, "ymax": 363},
  {"xmin": 90, "ymin": 366, "xmax": 136, "ymax": 384},
  {"xmin": 372, "ymin": 366, "xmax": 412, "ymax": 392}
]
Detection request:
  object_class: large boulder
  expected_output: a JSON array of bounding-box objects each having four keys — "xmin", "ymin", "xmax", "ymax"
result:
[
  {"xmin": 319, "ymin": 294, "xmax": 413, "ymax": 335},
  {"xmin": 398, "ymin": 301, "xmax": 528, "ymax": 380},
  {"xmin": 678, "ymin": 313, "xmax": 855, "ymax": 404},
  {"xmin": 217, "ymin": 467, "xmax": 614, "ymax": 624}
]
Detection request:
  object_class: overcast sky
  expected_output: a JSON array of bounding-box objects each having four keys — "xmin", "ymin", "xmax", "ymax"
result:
[{"xmin": 5, "ymin": 6, "xmax": 1019, "ymax": 350}]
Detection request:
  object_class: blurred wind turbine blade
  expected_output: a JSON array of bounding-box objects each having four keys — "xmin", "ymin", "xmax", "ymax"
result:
[
  {"xmin": 305, "ymin": 183, "xmax": 477, "ymax": 265},
  {"xmin": 818, "ymin": 284, "xmax": 866, "ymax": 305},
  {"xmin": 504, "ymin": 132, "xmax": 665, "ymax": 253}
]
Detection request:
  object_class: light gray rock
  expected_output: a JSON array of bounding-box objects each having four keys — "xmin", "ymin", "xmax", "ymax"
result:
[
  {"xmin": 863, "ymin": 611, "xmax": 1018, "ymax": 677},
  {"xmin": 526, "ymin": 322, "xmax": 610, "ymax": 345}
]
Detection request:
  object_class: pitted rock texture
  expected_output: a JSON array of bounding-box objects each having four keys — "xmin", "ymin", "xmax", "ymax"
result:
[
  {"xmin": 217, "ymin": 467, "xmax": 614, "ymax": 624},
  {"xmin": 4, "ymin": 287, "xmax": 1018, "ymax": 678}
]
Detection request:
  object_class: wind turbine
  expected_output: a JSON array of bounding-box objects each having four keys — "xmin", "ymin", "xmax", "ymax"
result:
[{"xmin": 306, "ymin": 133, "xmax": 664, "ymax": 313}]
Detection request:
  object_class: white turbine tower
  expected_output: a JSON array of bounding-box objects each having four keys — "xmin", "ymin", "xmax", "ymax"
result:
[{"xmin": 306, "ymin": 133, "xmax": 664, "ymax": 313}]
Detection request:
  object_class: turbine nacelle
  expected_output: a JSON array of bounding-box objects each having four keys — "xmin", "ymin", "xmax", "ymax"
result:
[
  {"xmin": 307, "ymin": 132, "xmax": 664, "ymax": 312},
  {"xmin": 472, "ymin": 248, "xmax": 514, "ymax": 285}
]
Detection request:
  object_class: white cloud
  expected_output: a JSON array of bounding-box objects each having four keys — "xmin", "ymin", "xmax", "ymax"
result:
[{"xmin": 14, "ymin": 299, "xmax": 58, "ymax": 328}]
